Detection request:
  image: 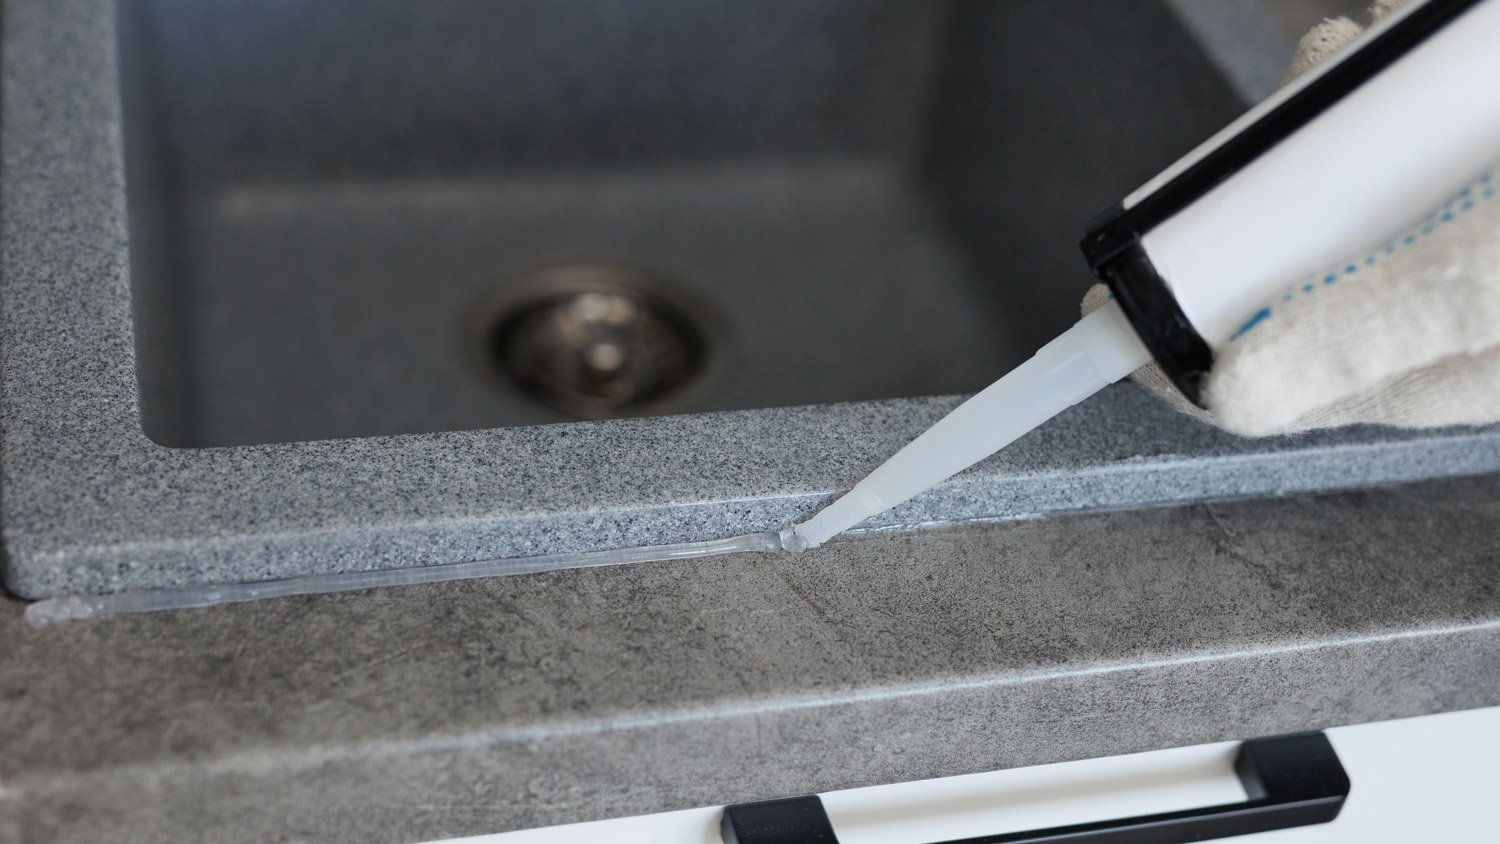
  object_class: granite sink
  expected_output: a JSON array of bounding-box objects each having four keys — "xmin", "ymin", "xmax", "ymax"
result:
[
  {"xmin": 120, "ymin": 0, "xmax": 1250, "ymax": 446},
  {"xmin": 3, "ymin": 0, "xmax": 1498, "ymax": 600}
]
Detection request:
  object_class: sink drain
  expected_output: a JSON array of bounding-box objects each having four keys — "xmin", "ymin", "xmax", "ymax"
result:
[{"xmin": 470, "ymin": 265, "xmax": 726, "ymax": 419}]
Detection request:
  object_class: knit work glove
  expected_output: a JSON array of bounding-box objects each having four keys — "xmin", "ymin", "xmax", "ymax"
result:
[{"xmin": 1085, "ymin": 1, "xmax": 1500, "ymax": 436}]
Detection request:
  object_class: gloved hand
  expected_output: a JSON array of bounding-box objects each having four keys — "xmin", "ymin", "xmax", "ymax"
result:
[{"xmin": 1085, "ymin": 0, "xmax": 1500, "ymax": 436}]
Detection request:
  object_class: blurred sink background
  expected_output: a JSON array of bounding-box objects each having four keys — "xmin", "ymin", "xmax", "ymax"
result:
[{"xmin": 121, "ymin": 0, "xmax": 1262, "ymax": 448}]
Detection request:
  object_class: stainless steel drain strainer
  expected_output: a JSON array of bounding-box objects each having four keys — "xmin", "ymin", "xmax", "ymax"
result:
[{"xmin": 470, "ymin": 265, "xmax": 727, "ymax": 419}]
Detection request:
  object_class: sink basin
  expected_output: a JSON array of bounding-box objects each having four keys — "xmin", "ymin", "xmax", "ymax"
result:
[
  {"xmin": 4, "ymin": 0, "xmax": 1497, "ymax": 602},
  {"xmin": 120, "ymin": 0, "xmax": 1246, "ymax": 447}
]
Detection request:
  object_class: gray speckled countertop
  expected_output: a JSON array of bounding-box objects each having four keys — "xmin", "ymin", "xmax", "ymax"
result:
[
  {"xmin": 4, "ymin": 474, "xmax": 1499, "ymax": 843},
  {"xmin": 5, "ymin": 0, "xmax": 1500, "ymax": 600}
]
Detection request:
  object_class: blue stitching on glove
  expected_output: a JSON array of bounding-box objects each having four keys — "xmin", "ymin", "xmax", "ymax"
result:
[
  {"xmin": 1230, "ymin": 168, "xmax": 1497, "ymax": 341},
  {"xmin": 1236, "ymin": 307, "xmax": 1272, "ymax": 335}
]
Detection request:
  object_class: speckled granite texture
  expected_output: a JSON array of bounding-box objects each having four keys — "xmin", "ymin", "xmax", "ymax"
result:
[
  {"xmin": 3, "ymin": 0, "xmax": 1499, "ymax": 600},
  {"xmin": 4, "ymin": 475, "xmax": 1499, "ymax": 843}
]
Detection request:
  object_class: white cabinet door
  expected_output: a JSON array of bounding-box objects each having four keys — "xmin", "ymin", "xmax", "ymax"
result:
[
  {"xmin": 426, "ymin": 706, "xmax": 1500, "ymax": 844},
  {"xmin": 1247, "ymin": 706, "xmax": 1499, "ymax": 842}
]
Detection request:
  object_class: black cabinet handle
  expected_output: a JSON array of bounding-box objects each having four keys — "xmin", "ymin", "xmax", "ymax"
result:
[{"xmin": 721, "ymin": 732, "xmax": 1349, "ymax": 844}]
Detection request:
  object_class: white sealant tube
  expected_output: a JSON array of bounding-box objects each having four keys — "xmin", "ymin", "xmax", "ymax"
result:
[
  {"xmin": 794, "ymin": 0, "xmax": 1500, "ymax": 550},
  {"xmin": 1138, "ymin": 0, "xmax": 1500, "ymax": 347},
  {"xmin": 789, "ymin": 300, "xmax": 1150, "ymax": 549}
]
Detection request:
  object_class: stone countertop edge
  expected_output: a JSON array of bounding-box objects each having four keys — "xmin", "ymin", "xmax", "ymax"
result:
[
  {"xmin": 3, "ymin": 474, "xmax": 1499, "ymax": 844},
  {"xmin": 6, "ymin": 0, "xmax": 1500, "ymax": 599}
]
